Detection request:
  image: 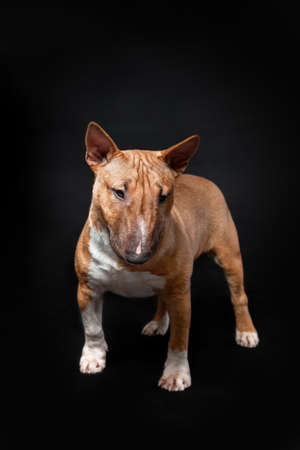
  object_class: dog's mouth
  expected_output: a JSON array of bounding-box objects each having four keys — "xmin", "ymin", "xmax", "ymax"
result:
[
  {"xmin": 123, "ymin": 251, "xmax": 152, "ymax": 265},
  {"xmin": 112, "ymin": 243, "xmax": 153, "ymax": 266},
  {"xmin": 107, "ymin": 227, "xmax": 159, "ymax": 266}
]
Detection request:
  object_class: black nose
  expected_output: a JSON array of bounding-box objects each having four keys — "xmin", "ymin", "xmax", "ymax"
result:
[{"xmin": 125, "ymin": 250, "xmax": 151, "ymax": 265}]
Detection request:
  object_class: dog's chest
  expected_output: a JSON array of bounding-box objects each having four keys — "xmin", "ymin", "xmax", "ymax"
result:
[{"xmin": 88, "ymin": 225, "xmax": 165, "ymax": 297}]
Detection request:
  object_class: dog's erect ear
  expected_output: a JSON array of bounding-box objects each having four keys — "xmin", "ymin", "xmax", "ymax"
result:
[
  {"xmin": 85, "ymin": 122, "xmax": 120, "ymax": 169},
  {"xmin": 160, "ymin": 135, "xmax": 200, "ymax": 174}
]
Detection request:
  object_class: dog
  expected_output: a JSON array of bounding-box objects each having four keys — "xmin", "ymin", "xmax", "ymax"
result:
[{"xmin": 75, "ymin": 121, "xmax": 259, "ymax": 392}]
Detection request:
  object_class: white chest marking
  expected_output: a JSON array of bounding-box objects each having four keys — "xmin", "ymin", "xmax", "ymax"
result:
[{"xmin": 88, "ymin": 224, "xmax": 165, "ymax": 298}]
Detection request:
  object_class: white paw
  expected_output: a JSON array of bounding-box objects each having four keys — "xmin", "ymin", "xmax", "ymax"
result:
[
  {"xmin": 141, "ymin": 315, "xmax": 169, "ymax": 336},
  {"xmin": 80, "ymin": 347, "xmax": 106, "ymax": 374},
  {"xmin": 158, "ymin": 372, "xmax": 191, "ymax": 392},
  {"xmin": 236, "ymin": 330, "xmax": 259, "ymax": 348},
  {"xmin": 158, "ymin": 349, "xmax": 191, "ymax": 392}
]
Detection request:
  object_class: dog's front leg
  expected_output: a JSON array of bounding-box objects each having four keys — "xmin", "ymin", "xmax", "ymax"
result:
[
  {"xmin": 158, "ymin": 289, "xmax": 191, "ymax": 392},
  {"xmin": 77, "ymin": 282, "xmax": 108, "ymax": 374}
]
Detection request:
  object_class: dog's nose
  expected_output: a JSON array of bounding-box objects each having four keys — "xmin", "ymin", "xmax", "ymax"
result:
[{"xmin": 125, "ymin": 250, "xmax": 151, "ymax": 265}]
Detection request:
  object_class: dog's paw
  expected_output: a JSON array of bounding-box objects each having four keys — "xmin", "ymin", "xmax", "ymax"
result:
[
  {"xmin": 236, "ymin": 330, "xmax": 259, "ymax": 348},
  {"xmin": 80, "ymin": 348, "xmax": 106, "ymax": 374},
  {"xmin": 141, "ymin": 315, "xmax": 169, "ymax": 336},
  {"xmin": 158, "ymin": 349, "xmax": 191, "ymax": 392},
  {"xmin": 158, "ymin": 373, "xmax": 191, "ymax": 392}
]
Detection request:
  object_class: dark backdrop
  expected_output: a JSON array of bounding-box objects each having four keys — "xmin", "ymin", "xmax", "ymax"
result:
[{"xmin": 1, "ymin": 5, "xmax": 298, "ymax": 448}]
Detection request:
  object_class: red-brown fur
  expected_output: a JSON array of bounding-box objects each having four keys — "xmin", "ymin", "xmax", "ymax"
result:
[{"xmin": 75, "ymin": 122, "xmax": 257, "ymax": 357}]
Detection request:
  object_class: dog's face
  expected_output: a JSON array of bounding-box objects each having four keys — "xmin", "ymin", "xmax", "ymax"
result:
[{"xmin": 85, "ymin": 122, "xmax": 199, "ymax": 265}]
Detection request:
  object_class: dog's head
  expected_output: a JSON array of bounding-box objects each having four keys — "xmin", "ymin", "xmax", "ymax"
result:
[{"xmin": 85, "ymin": 121, "xmax": 200, "ymax": 265}]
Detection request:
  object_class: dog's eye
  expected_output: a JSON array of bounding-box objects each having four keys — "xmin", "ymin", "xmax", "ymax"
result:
[
  {"xmin": 159, "ymin": 193, "xmax": 168, "ymax": 203},
  {"xmin": 112, "ymin": 189, "xmax": 125, "ymax": 200}
]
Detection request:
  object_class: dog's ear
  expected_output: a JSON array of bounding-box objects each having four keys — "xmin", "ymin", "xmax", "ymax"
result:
[
  {"xmin": 85, "ymin": 122, "xmax": 121, "ymax": 169},
  {"xmin": 160, "ymin": 135, "xmax": 200, "ymax": 173}
]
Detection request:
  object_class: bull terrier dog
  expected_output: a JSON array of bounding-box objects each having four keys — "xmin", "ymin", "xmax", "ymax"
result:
[{"xmin": 75, "ymin": 121, "xmax": 259, "ymax": 392}]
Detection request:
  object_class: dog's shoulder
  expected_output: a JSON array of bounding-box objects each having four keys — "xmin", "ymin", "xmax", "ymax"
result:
[{"xmin": 74, "ymin": 219, "xmax": 91, "ymax": 282}]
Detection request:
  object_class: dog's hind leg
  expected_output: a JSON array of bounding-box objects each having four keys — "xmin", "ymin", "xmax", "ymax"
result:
[
  {"xmin": 212, "ymin": 214, "xmax": 259, "ymax": 348},
  {"xmin": 141, "ymin": 296, "xmax": 169, "ymax": 336}
]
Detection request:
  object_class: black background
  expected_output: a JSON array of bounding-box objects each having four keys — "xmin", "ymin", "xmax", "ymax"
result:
[{"xmin": 1, "ymin": 5, "xmax": 299, "ymax": 448}]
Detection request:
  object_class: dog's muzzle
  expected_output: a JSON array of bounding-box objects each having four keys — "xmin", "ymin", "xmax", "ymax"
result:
[{"xmin": 124, "ymin": 250, "xmax": 151, "ymax": 265}]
